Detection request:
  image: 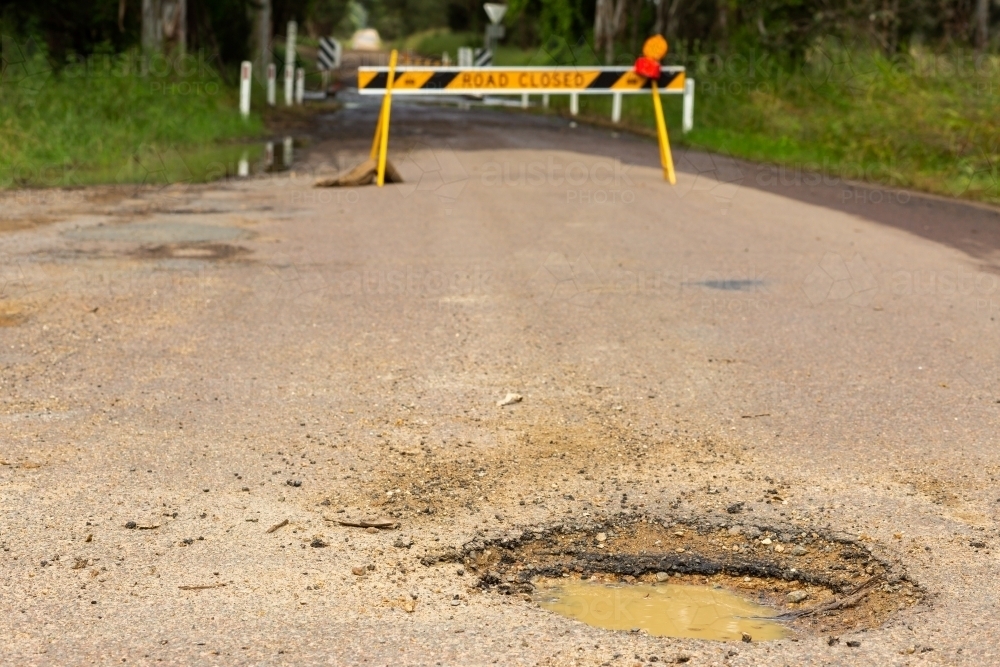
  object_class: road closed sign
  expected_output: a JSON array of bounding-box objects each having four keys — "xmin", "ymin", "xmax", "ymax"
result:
[{"xmin": 357, "ymin": 66, "xmax": 685, "ymax": 95}]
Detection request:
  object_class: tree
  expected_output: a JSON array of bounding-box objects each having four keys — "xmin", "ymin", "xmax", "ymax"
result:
[
  {"xmin": 975, "ymin": 0, "xmax": 989, "ymax": 50},
  {"xmin": 594, "ymin": 0, "xmax": 628, "ymax": 63}
]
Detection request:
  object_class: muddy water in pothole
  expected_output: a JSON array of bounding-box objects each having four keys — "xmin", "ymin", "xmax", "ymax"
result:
[{"xmin": 537, "ymin": 579, "xmax": 791, "ymax": 641}]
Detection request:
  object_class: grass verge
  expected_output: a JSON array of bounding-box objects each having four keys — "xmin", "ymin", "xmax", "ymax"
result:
[{"xmin": 1, "ymin": 48, "xmax": 266, "ymax": 188}]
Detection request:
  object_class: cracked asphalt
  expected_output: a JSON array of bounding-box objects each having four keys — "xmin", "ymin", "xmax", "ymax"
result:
[{"xmin": 1, "ymin": 94, "xmax": 999, "ymax": 665}]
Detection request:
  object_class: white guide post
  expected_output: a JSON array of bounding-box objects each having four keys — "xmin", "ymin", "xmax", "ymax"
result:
[
  {"xmin": 611, "ymin": 91, "xmax": 622, "ymax": 123},
  {"xmin": 284, "ymin": 20, "xmax": 297, "ymax": 106},
  {"xmin": 542, "ymin": 93, "xmax": 549, "ymax": 108},
  {"xmin": 239, "ymin": 61, "xmax": 252, "ymax": 119},
  {"xmin": 521, "ymin": 93, "xmax": 528, "ymax": 109},
  {"xmin": 570, "ymin": 93, "xmax": 579, "ymax": 116},
  {"xmin": 266, "ymin": 63, "xmax": 276, "ymax": 106},
  {"xmin": 295, "ymin": 67, "xmax": 305, "ymax": 104},
  {"xmin": 682, "ymin": 78, "xmax": 695, "ymax": 133}
]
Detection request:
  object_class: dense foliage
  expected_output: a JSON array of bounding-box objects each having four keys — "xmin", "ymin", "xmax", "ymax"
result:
[{"xmin": 1, "ymin": 0, "xmax": 996, "ymax": 67}]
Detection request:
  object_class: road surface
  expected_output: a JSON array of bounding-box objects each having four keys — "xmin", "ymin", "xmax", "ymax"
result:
[{"xmin": 1, "ymin": 94, "xmax": 999, "ymax": 665}]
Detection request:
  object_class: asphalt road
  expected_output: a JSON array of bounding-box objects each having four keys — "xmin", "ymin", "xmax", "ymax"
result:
[{"xmin": 1, "ymin": 93, "xmax": 999, "ymax": 666}]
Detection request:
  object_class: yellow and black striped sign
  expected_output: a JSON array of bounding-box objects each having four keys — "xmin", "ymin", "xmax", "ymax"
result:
[{"xmin": 357, "ymin": 66, "xmax": 685, "ymax": 95}]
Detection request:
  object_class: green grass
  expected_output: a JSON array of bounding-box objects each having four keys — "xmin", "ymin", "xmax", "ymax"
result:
[{"xmin": 1, "ymin": 49, "xmax": 266, "ymax": 188}]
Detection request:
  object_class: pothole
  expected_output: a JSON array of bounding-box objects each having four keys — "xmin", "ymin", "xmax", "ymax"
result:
[
  {"xmin": 65, "ymin": 221, "xmax": 252, "ymax": 244},
  {"xmin": 132, "ymin": 242, "xmax": 250, "ymax": 261},
  {"xmin": 436, "ymin": 516, "xmax": 924, "ymax": 641}
]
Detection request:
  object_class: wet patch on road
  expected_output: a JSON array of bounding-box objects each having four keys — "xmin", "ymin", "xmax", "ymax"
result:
[
  {"xmin": 428, "ymin": 516, "xmax": 923, "ymax": 639},
  {"xmin": 686, "ymin": 279, "xmax": 765, "ymax": 291},
  {"xmin": 536, "ymin": 577, "xmax": 791, "ymax": 641},
  {"xmin": 0, "ymin": 301, "xmax": 27, "ymax": 326}
]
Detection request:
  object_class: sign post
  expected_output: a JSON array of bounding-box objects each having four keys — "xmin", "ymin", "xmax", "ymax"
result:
[
  {"xmin": 284, "ymin": 20, "xmax": 297, "ymax": 106},
  {"xmin": 482, "ymin": 3, "xmax": 507, "ymax": 55}
]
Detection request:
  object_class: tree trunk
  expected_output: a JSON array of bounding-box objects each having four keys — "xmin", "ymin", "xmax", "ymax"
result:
[
  {"xmin": 975, "ymin": 0, "xmax": 988, "ymax": 51},
  {"xmin": 665, "ymin": 0, "xmax": 682, "ymax": 41},
  {"xmin": 177, "ymin": 0, "xmax": 186, "ymax": 57},
  {"xmin": 142, "ymin": 0, "xmax": 163, "ymax": 54},
  {"xmin": 249, "ymin": 0, "xmax": 272, "ymax": 78},
  {"xmin": 595, "ymin": 0, "xmax": 629, "ymax": 64},
  {"xmin": 716, "ymin": 0, "xmax": 728, "ymax": 48},
  {"xmin": 595, "ymin": 0, "xmax": 612, "ymax": 63},
  {"xmin": 654, "ymin": 0, "xmax": 665, "ymax": 36}
]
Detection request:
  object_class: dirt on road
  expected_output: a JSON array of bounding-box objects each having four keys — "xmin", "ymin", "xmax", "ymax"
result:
[{"xmin": 1, "ymin": 94, "xmax": 999, "ymax": 666}]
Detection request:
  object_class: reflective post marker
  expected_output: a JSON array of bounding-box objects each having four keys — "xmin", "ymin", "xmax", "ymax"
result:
[
  {"xmin": 239, "ymin": 61, "xmax": 252, "ymax": 119},
  {"xmin": 682, "ymin": 78, "xmax": 695, "ymax": 133},
  {"xmin": 570, "ymin": 93, "xmax": 579, "ymax": 116},
  {"xmin": 267, "ymin": 63, "xmax": 276, "ymax": 106},
  {"xmin": 611, "ymin": 91, "xmax": 622, "ymax": 123},
  {"xmin": 521, "ymin": 93, "xmax": 528, "ymax": 109},
  {"xmin": 295, "ymin": 67, "xmax": 305, "ymax": 105}
]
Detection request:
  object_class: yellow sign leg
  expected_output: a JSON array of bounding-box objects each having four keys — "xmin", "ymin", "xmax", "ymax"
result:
[
  {"xmin": 369, "ymin": 96, "xmax": 385, "ymax": 161},
  {"xmin": 376, "ymin": 50, "xmax": 399, "ymax": 187},
  {"xmin": 651, "ymin": 82, "xmax": 676, "ymax": 185}
]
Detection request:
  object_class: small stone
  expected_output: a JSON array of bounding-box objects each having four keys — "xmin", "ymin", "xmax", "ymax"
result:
[
  {"xmin": 351, "ymin": 566, "xmax": 365, "ymax": 576},
  {"xmin": 450, "ymin": 599, "xmax": 461, "ymax": 606},
  {"xmin": 596, "ymin": 533, "xmax": 607, "ymax": 542},
  {"xmin": 456, "ymin": 568, "xmax": 465, "ymax": 576},
  {"xmin": 286, "ymin": 479, "xmax": 302, "ymax": 487},
  {"xmin": 393, "ymin": 537, "xmax": 413, "ymax": 549},
  {"xmin": 726, "ymin": 502, "xmax": 744, "ymax": 514},
  {"xmin": 741, "ymin": 633, "xmax": 752, "ymax": 643},
  {"xmin": 774, "ymin": 544, "xmax": 785, "ymax": 552},
  {"xmin": 786, "ymin": 590, "xmax": 809, "ymax": 603},
  {"xmin": 827, "ymin": 636, "xmax": 840, "ymax": 646},
  {"xmin": 846, "ymin": 640, "xmax": 861, "ymax": 648},
  {"xmin": 761, "ymin": 537, "xmax": 772, "ymax": 545},
  {"xmin": 125, "ymin": 521, "xmax": 137, "ymax": 530},
  {"xmin": 727, "ymin": 526, "xmax": 743, "ymax": 536},
  {"xmin": 310, "ymin": 538, "xmax": 328, "ymax": 548},
  {"xmin": 791, "ymin": 545, "xmax": 807, "ymax": 556},
  {"xmin": 497, "ymin": 393, "xmax": 523, "ymax": 407},
  {"xmin": 655, "ymin": 572, "xmax": 670, "ymax": 582},
  {"xmin": 745, "ymin": 526, "xmax": 762, "ymax": 539}
]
